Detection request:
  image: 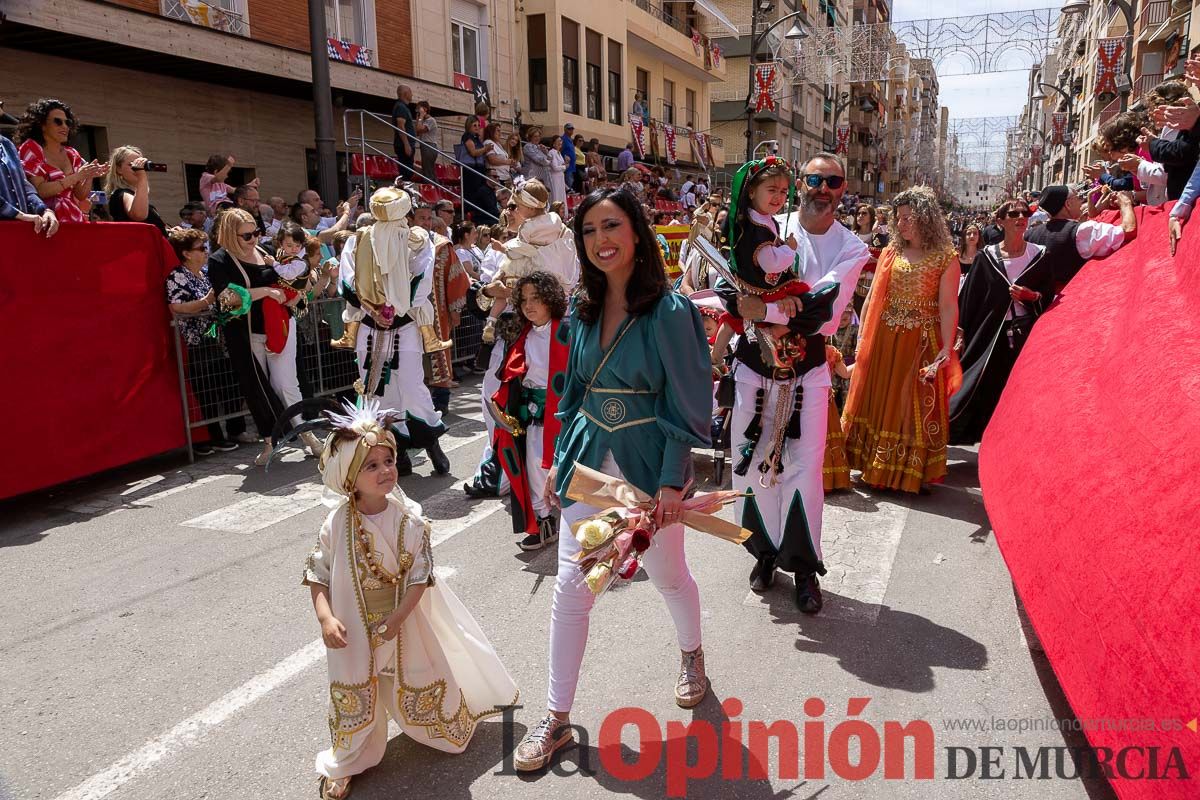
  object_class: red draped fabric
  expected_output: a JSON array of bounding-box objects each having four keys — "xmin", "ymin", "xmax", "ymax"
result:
[
  {"xmin": 0, "ymin": 222, "xmax": 184, "ymax": 499},
  {"xmin": 980, "ymin": 203, "xmax": 1200, "ymax": 797}
]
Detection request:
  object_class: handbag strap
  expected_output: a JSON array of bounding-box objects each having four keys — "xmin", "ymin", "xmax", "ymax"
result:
[{"xmin": 581, "ymin": 314, "xmax": 636, "ymax": 400}]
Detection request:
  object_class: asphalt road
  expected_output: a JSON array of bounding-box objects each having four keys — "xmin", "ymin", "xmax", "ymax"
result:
[{"xmin": 0, "ymin": 375, "xmax": 1118, "ymax": 800}]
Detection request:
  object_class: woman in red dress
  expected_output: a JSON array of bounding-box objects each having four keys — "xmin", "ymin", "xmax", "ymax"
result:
[{"xmin": 17, "ymin": 99, "xmax": 105, "ymax": 223}]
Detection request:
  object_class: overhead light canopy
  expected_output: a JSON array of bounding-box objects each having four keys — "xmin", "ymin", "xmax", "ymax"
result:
[
  {"xmin": 1031, "ymin": 88, "xmax": 1047, "ymax": 102},
  {"xmin": 784, "ymin": 22, "xmax": 807, "ymax": 40},
  {"xmin": 687, "ymin": 0, "xmax": 741, "ymax": 39},
  {"xmin": 1060, "ymin": 0, "xmax": 1090, "ymax": 14}
]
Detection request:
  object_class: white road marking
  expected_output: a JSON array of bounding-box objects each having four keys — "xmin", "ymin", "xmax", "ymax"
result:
[
  {"xmin": 51, "ymin": 489, "xmax": 505, "ymax": 800},
  {"xmin": 66, "ymin": 475, "xmax": 229, "ymax": 516},
  {"xmin": 743, "ymin": 490, "xmax": 911, "ymax": 625},
  {"xmin": 50, "ymin": 640, "xmax": 326, "ymax": 800}
]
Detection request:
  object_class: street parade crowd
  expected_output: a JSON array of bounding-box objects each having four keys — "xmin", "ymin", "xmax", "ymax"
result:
[{"xmin": 5, "ymin": 62, "xmax": 1200, "ymax": 796}]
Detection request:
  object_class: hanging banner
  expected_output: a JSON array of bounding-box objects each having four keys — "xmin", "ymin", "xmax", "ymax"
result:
[
  {"xmin": 835, "ymin": 124, "xmax": 851, "ymax": 155},
  {"xmin": 1051, "ymin": 113, "xmax": 1067, "ymax": 145},
  {"xmin": 328, "ymin": 38, "xmax": 372, "ymax": 66},
  {"xmin": 629, "ymin": 114, "xmax": 646, "ymax": 160},
  {"xmin": 1096, "ymin": 38, "xmax": 1124, "ymax": 97},
  {"xmin": 691, "ymin": 28, "xmax": 704, "ymax": 57},
  {"xmin": 711, "ymin": 43, "xmax": 722, "ymax": 69},
  {"xmin": 1031, "ymin": 144, "xmax": 1043, "ymax": 160},
  {"xmin": 648, "ymin": 118, "xmax": 660, "ymax": 160},
  {"xmin": 664, "ymin": 125, "xmax": 678, "ymax": 165},
  {"xmin": 691, "ymin": 131, "xmax": 708, "ymax": 170},
  {"xmin": 754, "ymin": 64, "xmax": 778, "ymax": 112}
]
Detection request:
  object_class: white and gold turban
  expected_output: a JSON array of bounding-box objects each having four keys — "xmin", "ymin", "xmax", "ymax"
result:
[{"xmin": 318, "ymin": 397, "xmax": 400, "ymax": 496}]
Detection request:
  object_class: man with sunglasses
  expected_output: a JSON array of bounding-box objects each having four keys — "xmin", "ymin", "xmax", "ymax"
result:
[
  {"xmin": 1024, "ymin": 184, "xmax": 1135, "ymax": 292},
  {"xmin": 730, "ymin": 153, "xmax": 869, "ymax": 614}
]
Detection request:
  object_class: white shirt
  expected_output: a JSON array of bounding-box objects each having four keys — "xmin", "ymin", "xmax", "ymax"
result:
[
  {"xmin": 1074, "ymin": 219, "xmax": 1125, "ymax": 259},
  {"xmin": 523, "ymin": 321, "xmax": 552, "ymax": 389},
  {"xmin": 990, "ymin": 242, "xmax": 1045, "ymax": 319},
  {"xmin": 1136, "ymin": 159, "xmax": 1168, "ymax": 207}
]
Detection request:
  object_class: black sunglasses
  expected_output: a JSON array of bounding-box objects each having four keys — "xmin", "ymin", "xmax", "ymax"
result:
[
  {"xmin": 802, "ymin": 173, "xmax": 845, "ymax": 190},
  {"xmin": 237, "ymin": 231, "xmax": 260, "ymax": 241},
  {"xmin": 48, "ymin": 117, "xmax": 69, "ymax": 127},
  {"xmin": 1005, "ymin": 210, "xmax": 1032, "ymax": 219}
]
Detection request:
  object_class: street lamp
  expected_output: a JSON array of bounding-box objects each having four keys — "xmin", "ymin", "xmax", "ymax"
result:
[
  {"xmin": 1061, "ymin": 0, "xmax": 1137, "ymax": 111},
  {"xmin": 1032, "ymin": 82, "xmax": 1075, "ymax": 182},
  {"xmin": 744, "ymin": 6, "xmax": 809, "ymax": 161}
]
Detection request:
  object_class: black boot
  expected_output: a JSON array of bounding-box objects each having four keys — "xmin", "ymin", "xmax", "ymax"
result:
[
  {"xmin": 749, "ymin": 556, "xmax": 776, "ymax": 592},
  {"xmin": 794, "ymin": 573, "xmax": 823, "ymax": 614},
  {"xmin": 395, "ymin": 448, "xmax": 414, "ymax": 477},
  {"xmin": 426, "ymin": 440, "xmax": 451, "ymax": 475}
]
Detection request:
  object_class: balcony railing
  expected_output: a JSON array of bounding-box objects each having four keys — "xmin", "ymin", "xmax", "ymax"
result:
[
  {"xmin": 1134, "ymin": 72, "xmax": 1164, "ymax": 99},
  {"xmin": 1137, "ymin": 0, "xmax": 1170, "ymax": 33},
  {"xmin": 630, "ymin": 0, "xmax": 692, "ymax": 38},
  {"xmin": 160, "ymin": 0, "xmax": 248, "ymax": 36}
]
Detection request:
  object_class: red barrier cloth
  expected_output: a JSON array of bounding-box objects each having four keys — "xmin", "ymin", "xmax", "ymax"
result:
[
  {"xmin": 0, "ymin": 222, "xmax": 184, "ymax": 499},
  {"xmin": 980, "ymin": 204, "xmax": 1200, "ymax": 796}
]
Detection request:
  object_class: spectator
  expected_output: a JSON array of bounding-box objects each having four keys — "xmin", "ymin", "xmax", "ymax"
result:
[
  {"xmin": 17, "ymin": 98, "xmax": 106, "ymax": 224},
  {"xmin": 165, "ymin": 227, "xmax": 246, "ymax": 455},
  {"xmin": 631, "ymin": 91, "xmax": 648, "ymax": 124},
  {"xmin": 958, "ymin": 223, "xmax": 981, "ymax": 276},
  {"xmin": 199, "ymin": 153, "xmax": 254, "ymax": 214},
  {"xmin": 178, "ymin": 202, "xmax": 206, "ymax": 230},
  {"xmin": 474, "ymin": 100, "xmax": 491, "ymax": 132},
  {"xmin": 1025, "ymin": 184, "xmax": 1134, "ymax": 292},
  {"xmin": 354, "ymin": 211, "xmax": 375, "ymax": 229},
  {"xmin": 460, "ymin": 117, "xmax": 500, "ymax": 223},
  {"xmin": 482, "ymin": 123, "xmax": 518, "ymax": 186},
  {"xmin": 452, "ymin": 220, "xmax": 483, "ymax": 280},
  {"xmin": 105, "ymin": 145, "xmax": 168, "ymax": 236},
  {"xmin": 561, "ymin": 123, "xmax": 576, "ymax": 192},
  {"xmin": 233, "ymin": 183, "xmax": 265, "ymax": 235},
  {"xmin": 547, "ymin": 135, "xmax": 568, "ymax": 204},
  {"xmin": 585, "ymin": 140, "xmax": 605, "ymax": 192},
  {"xmin": 1, "ymin": 118, "xmax": 58, "ymax": 236},
  {"xmin": 392, "ymin": 84, "xmax": 418, "ymax": 180},
  {"xmin": 572, "ymin": 133, "xmax": 587, "ymax": 193},
  {"xmin": 520, "ymin": 125, "xmax": 551, "ymax": 186},
  {"xmin": 1100, "ymin": 114, "xmax": 1168, "ymax": 206},
  {"xmin": 289, "ymin": 190, "xmax": 359, "ymax": 263},
  {"xmin": 435, "ymin": 198, "xmax": 455, "ymax": 229},
  {"xmin": 1144, "ymin": 80, "xmax": 1200, "ymax": 200},
  {"xmin": 260, "ymin": 203, "xmax": 277, "ymax": 237},
  {"xmin": 617, "ymin": 142, "xmax": 635, "ymax": 173},
  {"xmin": 415, "ymin": 100, "xmax": 440, "ymax": 184}
]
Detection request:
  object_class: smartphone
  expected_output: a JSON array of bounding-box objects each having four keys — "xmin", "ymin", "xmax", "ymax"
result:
[{"xmin": 88, "ymin": 190, "xmax": 107, "ymax": 205}]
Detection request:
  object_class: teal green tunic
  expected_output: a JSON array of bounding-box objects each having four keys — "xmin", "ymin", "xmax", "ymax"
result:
[{"xmin": 553, "ymin": 292, "xmax": 712, "ymax": 507}]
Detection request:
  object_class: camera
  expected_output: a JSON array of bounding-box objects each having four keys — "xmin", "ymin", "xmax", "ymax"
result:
[{"xmin": 133, "ymin": 161, "xmax": 168, "ymax": 172}]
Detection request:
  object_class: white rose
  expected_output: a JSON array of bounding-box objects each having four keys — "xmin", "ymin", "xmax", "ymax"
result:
[{"xmin": 575, "ymin": 519, "xmax": 614, "ymax": 550}]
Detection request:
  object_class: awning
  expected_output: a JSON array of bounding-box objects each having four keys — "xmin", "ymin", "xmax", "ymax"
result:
[{"xmin": 688, "ymin": 0, "xmax": 741, "ymax": 38}]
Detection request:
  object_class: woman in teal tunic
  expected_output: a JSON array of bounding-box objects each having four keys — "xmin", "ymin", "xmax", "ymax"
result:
[{"xmin": 513, "ymin": 188, "xmax": 713, "ymax": 772}]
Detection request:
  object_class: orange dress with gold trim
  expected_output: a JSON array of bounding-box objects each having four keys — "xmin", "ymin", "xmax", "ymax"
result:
[{"xmin": 842, "ymin": 248, "xmax": 956, "ymax": 493}]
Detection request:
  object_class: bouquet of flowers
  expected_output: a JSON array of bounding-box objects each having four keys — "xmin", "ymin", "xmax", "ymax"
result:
[{"xmin": 566, "ymin": 464, "xmax": 749, "ymax": 597}]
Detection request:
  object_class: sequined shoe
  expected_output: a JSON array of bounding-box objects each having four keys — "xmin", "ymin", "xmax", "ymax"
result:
[
  {"xmin": 675, "ymin": 646, "xmax": 708, "ymax": 708},
  {"xmin": 513, "ymin": 714, "xmax": 575, "ymax": 772}
]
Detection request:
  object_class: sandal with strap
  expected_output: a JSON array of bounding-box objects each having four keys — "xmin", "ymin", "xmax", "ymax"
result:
[{"xmin": 318, "ymin": 775, "xmax": 352, "ymax": 800}]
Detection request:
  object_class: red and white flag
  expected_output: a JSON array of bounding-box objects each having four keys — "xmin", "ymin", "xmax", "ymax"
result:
[
  {"xmin": 664, "ymin": 125, "xmax": 677, "ymax": 165},
  {"xmin": 629, "ymin": 115, "xmax": 645, "ymax": 159},
  {"xmin": 691, "ymin": 131, "xmax": 708, "ymax": 170},
  {"xmin": 835, "ymin": 125, "xmax": 851, "ymax": 155},
  {"xmin": 754, "ymin": 64, "xmax": 777, "ymax": 112},
  {"xmin": 1096, "ymin": 38, "xmax": 1124, "ymax": 96}
]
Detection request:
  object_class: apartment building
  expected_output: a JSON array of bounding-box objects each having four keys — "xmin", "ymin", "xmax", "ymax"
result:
[
  {"xmin": 0, "ymin": 0, "xmax": 507, "ymax": 212},
  {"xmin": 513, "ymin": 0, "xmax": 730, "ymax": 174},
  {"xmin": 705, "ymin": 0, "xmax": 849, "ymax": 183}
]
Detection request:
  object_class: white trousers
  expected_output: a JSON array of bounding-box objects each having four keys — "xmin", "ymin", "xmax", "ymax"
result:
[
  {"xmin": 526, "ymin": 424, "xmax": 549, "ymax": 518},
  {"xmin": 476, "ymin": 343, "xmax": 510, "ymax": 493},
  {"xmin": 547, "ymin": 454, "xmax": 702, "ymax": 713},
  {"xmin": 249, "ymin": 325, "xmax": 302, "ymax": 427},
  {"xmin": 354, "ymin": 324, "xmax": 442, "ymax": 434},
  {"xmin": 731, "ymin": 366, "xmax": 829, "ymax": 560}
]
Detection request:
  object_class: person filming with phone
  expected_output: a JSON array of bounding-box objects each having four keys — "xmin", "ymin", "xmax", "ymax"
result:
[{"xmin": 105, "ymin": 145, "xmax": 168, "ymax": 237}]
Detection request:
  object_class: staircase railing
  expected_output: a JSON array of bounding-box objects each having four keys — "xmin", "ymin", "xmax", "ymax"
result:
[{"xmin": 342, "ymin": 108, "xmax": 508, "ymax": 221}]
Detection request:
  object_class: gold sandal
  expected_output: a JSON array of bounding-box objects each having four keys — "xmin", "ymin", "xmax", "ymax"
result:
[{"xmin": 318, "ymin": 775, "xmax": 352, "ymax": 799}]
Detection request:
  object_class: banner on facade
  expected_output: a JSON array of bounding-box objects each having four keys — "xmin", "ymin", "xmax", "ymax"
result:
[
  {"xmin": 630, "ymin": 114, "xmax": 646, "ymax": 159},
  {"xmin": 835, "ymin": 124, "xmax": 851, "ymax": 155},
  {"xmin": 664, "ymin": 125, "xmax": 677, "ymax": 165},
  {"xmin": 1095, "ymin": 38, "xmax": 1124, "ymax": 97},
  {"xmin": 1051, "ymin": 112, "xmax": 1067, "ymax": 145},
  {"xmin": 711, "ymin": 43, "xmax": 722, "ymax": 69},
  {"xmin": 328, "ymin": 38, "xmax": 372, "ymax": 66},
  {"xmin": 754, "ymin": 64, "xmax": 778, "ymax": 112},
  {"xmin": 691, "ymin": 131, "xmax": 708, "ymax": 170},
  {"xmin": 691, "ymin": 27, "xmax": 704, "ymax": 57}
]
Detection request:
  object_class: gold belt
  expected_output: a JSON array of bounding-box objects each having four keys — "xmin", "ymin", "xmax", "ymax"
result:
[{"xmin": 362, "ymin": 587, "xmax": 399, "ymax": 616}]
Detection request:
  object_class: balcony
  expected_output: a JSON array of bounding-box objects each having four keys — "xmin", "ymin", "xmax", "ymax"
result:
[
  {"xmin": 1136, "ymin": 0, "xmax": 1170, "ymax": 39},
  {"xmin": 159, "ymin": 0, "xmax": 248, "ymax": 36},
  {"xmin": 627, "ymin": 0, "xmax": 726, "ymax": 81},
  {"xmin": 1134, "ymin": 72, "xmax": 1164, "ymax": 98},
  {"xmin": 1094, "ymin": 97, "xmax": 1122, "ymax": 138}
]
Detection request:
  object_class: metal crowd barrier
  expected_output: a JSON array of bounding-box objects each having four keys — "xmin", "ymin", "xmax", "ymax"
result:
[{"xmin": 170, "ymin": 295, "xmax": 484, "ymax": 462}]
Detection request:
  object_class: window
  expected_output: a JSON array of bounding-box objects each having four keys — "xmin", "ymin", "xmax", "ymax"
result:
[
  {"xmin": 608, "ymin": 40, "xmax": 623, "ymax": 124},
  {"xmin": 663, "ymin": 78, "xmax": 675, "ymax": 125},
  {"xmin": 527, "ymin": 14, "xmax": 547, "ymax": 112},
  {"xmin": 451, "ymin": 20, "xmax": 481, "ymax": 78},
  {"xmin": 585, "ymin": 30, "xmax": 602, "ymax": 121},
  {"xmin": 325, "ymin": 0, "xmax": 371, "ymax": 48},
  {"xmin": 685, "ymin": 88, "xmax": 696, "ymax": 128},
  {"xmin": 562, "ymin": 18, "xmax": 580, "ymax": 115}
]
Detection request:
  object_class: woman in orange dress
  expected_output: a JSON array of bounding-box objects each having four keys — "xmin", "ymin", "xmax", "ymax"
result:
[
  {"xmin": 842, "ymin": 186, "xmax": 961, "ymax": 494},
  {"xmin": 823, "ymin": 345, "xmax": 851, "ymax": 492}
]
